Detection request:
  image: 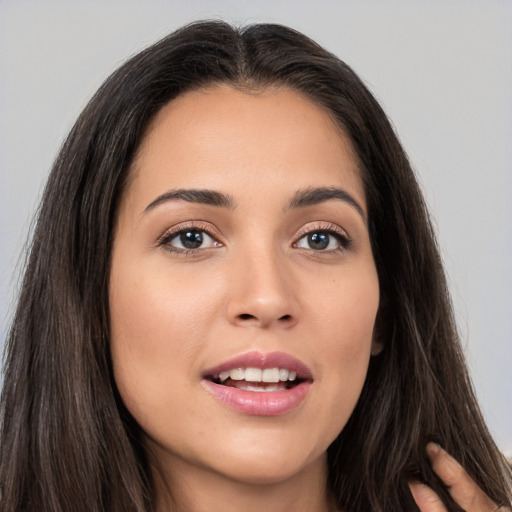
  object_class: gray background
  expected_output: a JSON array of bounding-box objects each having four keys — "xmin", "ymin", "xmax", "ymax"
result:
[{"xmin": 1, "ymin": 1, "xmax": 511, "ymax": 454}]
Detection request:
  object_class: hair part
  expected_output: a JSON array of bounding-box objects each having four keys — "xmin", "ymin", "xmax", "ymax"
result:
[{"xmin": 1, "ymin": 20, "xmax": 510, "ymax": 512}]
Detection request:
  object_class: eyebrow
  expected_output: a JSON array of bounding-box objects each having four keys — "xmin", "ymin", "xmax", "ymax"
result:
[
  {"xmin": 287, "ymin": 187, "xmax": 366, "ymax": 221},
  {"xmin": 143, "ymin": 188, "xmax": 236, "ymax": 214},
  {"xmin": 143, "ymin": 186, "xmax": 366, "ymax": 221}
]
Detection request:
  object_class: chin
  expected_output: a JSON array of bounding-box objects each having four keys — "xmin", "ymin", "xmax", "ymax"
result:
[
  {"xmin": 215, "ymin": 451, "xmax": 324, "ymax": 486},
  {"xmin": 200, "ymin": 427, "xmax": 329, "ymax": 486}
]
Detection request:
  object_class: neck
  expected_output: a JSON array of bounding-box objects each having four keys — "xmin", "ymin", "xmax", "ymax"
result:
[{"xmin": 150, "ymin": 450, "xmax": 336, "ymax": 512}]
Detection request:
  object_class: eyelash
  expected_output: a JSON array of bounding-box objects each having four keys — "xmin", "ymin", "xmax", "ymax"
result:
[
  {"xmin": 293, "ymin": 222, "xmax": 352, "ymax": 253},
  {"xmin": 157, "ymin": 221, "xmax": 223, "ymax": 256},
  {"xmin": 157, "ymin": 221, "xmax": 352, "ymax": 255}
]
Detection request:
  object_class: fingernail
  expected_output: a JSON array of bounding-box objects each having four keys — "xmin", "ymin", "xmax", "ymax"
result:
[{"xmin": 426, "ymin": 442, "xmax": 441, "ymax": 456}]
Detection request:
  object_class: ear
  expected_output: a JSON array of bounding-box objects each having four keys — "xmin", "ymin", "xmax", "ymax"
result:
[
  {"xmin": 370, "ymin": 296, "xmax": 389, "ymax": 356},
  {"xmin": 371, "ymin": 337, "xmax": 384, "ymax": 356}
]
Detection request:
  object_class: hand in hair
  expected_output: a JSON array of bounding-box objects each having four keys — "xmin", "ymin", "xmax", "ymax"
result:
[{"xmin": 409, "ymin": 443, "xmax": 511, "ymax": 512}]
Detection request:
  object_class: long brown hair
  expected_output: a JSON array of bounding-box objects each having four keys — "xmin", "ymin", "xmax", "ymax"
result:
[{"xmin": 1, "ymin": 20, "xmax": 510, "ymax": 512}]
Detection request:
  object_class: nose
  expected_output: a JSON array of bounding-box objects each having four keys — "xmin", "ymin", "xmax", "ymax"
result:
[{"xmin": 225, "ymin": 248, "xmax": 299, "ymax": 330}]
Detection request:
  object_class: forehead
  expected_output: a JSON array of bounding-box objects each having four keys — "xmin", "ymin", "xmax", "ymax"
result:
[{"xmin": 125, "ymin": 84, "xmax": 365, "ymax": 213}]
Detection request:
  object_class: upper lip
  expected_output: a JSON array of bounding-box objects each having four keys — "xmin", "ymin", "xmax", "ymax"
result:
[{"xmin": 202, "ymin": 351, "xmax": 313, "ymax": 380}]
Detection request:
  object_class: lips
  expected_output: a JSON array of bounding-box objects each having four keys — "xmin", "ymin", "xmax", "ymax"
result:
[
  {"xmin": 203, "ymin": 351, "xmax": 313, "ymax": 380},
  {"xmin": 201, "ymin": 351, "xmax": 313, "ymax": 416}
]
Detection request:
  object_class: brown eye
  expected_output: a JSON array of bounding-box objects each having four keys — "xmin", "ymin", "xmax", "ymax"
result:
[
  {"xmin": 295, "ymin": 230, "xmax": 350, "ymax": 251},
  {"xmin": 306, "ymin": 232, "xmax": 329, "ymax": 250},
  {"xmin": 178, "ymin": 230, "xmax": 204, "ymax": 249},
  {"xmin": 162, "ymin": 229, "xmax": 220, "ymax": 251}
]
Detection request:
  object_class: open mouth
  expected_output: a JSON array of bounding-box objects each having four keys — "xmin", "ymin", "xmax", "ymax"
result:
[
  {"xmin": 201, "ymin": 352, "xmax": 313, "ymax": 415},
  {"xmin": 206, "ymin": 367, "xmax": 305, "ymax": 392}
]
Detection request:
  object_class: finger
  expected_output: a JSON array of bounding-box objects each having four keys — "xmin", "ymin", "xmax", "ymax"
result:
[
  {"xmin": 409, "ymin": 481, "xmax": 448, "ymax": 512},
  {"xmin": 426, "ymin": 442, "xmax": 498, "ymax": 511}
]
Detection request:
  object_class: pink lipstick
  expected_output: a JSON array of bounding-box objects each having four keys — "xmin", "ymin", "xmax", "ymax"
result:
[{"xmin": 201, "ymin": 351, "xmax": 313, "ymax": 416}]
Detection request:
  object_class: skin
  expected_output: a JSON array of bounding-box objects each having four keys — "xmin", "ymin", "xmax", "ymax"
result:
[
  {"xmin": 109, "ymin": 85, "xmax": 502, "ymax": 512},
  {"xmin": 410, "ymin": 444, "xmax": 509, "ymax": 512}
]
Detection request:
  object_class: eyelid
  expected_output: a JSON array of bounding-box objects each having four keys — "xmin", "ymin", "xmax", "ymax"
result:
[
  {"xmin": 156, "ymin": 220, "xmax": 224, "ymax": 252},
  {"xmin": 292, "ymin": 221, "xmax": 352, "ymax": 250}
]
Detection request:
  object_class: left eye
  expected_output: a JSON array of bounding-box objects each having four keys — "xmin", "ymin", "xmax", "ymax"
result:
[
  {"xmin": 165, "ymin": 229, "xmax": 219, "ymax": 250},
  {"xmin": 295, "ymin": 231, "xmax": 345, "ymax": 251}
]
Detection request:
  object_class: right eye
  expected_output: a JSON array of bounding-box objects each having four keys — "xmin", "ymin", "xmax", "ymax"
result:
[
  {"xmin": 292, "ymin": 222, "xmax": 352, "ymax": 254},
  {"xmin": 158, "ymin": 225, "xmax": 223, "ymax": 254},
  {"xmin": 295, "ymin": 231, "xmax": 343, "ymax": 251}
]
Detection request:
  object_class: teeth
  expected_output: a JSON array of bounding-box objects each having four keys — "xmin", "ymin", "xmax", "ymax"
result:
[
  {"xmin": 245, "ymin": 368, "xmax": 262, "ymax": 382},
  {"xmin": 263, "ymin": 384, "xmax": 284, "ymax": 392},
  {"xmin": 216, "ymin": 367, "xmax": 299, "ymax": 383},
  {"xmin": 234, "ymin": 382, "xmax": 286, "ymax": 392},
  {"xmin": 219, "ymin": 370, "xmax": 230, "ymax": 382},
  {"xmin": 262, "ymin": 368, "xmax": 280, "ymax": 383},
  {"xmin": 229, "ymin": 368, "xmax": 244, "ymax": 381},
  {"xmin": 243, "ymin": 385, "xmax": 266, "ymax": 392}
]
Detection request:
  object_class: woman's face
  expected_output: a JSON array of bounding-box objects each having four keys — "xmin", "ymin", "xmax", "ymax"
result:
[{"xmin": 109, "ymin": 85, "xmax": 380, "ymax": 485}]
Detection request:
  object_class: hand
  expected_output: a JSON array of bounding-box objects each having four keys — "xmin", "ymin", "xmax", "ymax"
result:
[{"xmin": 409, "ymin": 442, "xmax": 511, "ymax": 512}]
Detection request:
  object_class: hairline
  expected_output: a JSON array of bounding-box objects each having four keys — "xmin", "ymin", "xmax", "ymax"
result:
[{"xmin": 122, "ymin": 81, "xmax": 367, "ymax": 227}]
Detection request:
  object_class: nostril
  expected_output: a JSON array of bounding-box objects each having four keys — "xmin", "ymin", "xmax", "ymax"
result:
[
  {"xmin": 233, "ymin": 312, "xmax": 295, "ymax": 326},
  {"xmin": 238, "ymin": 313, "xmax": 256, "ymax": 321}
]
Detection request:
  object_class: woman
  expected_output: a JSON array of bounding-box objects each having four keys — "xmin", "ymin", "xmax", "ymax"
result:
[{"xmin": 0, "ymin": 20, "xmax": 510, "ymax": 512}]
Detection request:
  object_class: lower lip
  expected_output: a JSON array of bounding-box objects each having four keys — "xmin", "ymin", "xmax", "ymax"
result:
[{"xmin": 201, "ymin": 380, "xmax": 312, "ymax": 416}]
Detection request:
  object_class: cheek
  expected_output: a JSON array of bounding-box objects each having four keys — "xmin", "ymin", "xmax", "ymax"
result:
[
  {"xmin": 313, "ymin": 266, "xmax": 379, "ymax": 350},
  {"xmin": 311, "ymin": 267, "xmax": 379, "ymax": 418},
  {"xmin": 110, "ymin": 258, "xmax": 220, "ymax": 349},
  {"xmin": 108, "ymin": 261, "xmax": 221, "ymax": 414}
]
